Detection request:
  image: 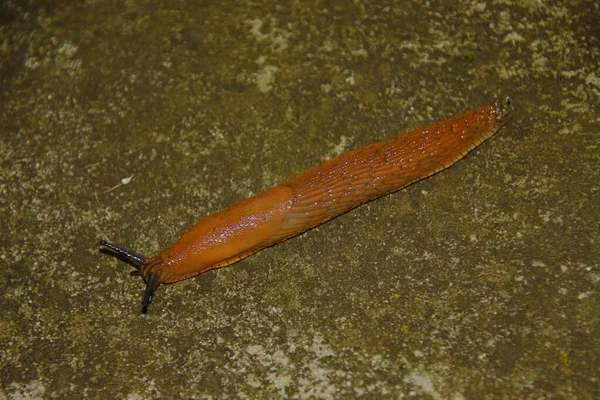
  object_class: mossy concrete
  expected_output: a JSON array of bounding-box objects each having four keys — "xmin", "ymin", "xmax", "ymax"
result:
[{"xmin": 1, "ymin": 1, "xmax": 598, "ymax": 398}]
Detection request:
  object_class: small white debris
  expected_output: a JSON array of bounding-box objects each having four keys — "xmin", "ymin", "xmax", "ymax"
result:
[
  {"xmin": 58, "ymin": 42, "xmax": 78, "ymax": 57},
  {"xmin": 97, "ymin": 175, "xmax": 134, "ymax": 195},
  {"xmin": 25, "ymin": 57, "xmax": 41, "ymax": 69}
]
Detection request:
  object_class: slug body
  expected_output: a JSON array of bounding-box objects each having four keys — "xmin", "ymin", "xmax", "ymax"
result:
[{"xmin": 101, "ymin": 99, "xmax": 512, "ymax": 311}]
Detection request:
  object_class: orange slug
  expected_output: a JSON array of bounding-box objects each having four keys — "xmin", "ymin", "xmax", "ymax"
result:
[{"xmin": 100, "ymin": 98, "xmax": 513, "ymax": 312}]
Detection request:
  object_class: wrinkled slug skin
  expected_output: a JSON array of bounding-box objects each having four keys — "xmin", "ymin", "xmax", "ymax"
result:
[{"xmin": 144, "ymin": 102, "xmax": 512, "ymax": 284}]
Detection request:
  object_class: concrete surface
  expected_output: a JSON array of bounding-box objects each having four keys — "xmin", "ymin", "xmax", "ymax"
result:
[{"xmin": 1, "ymin": 0, "xmax": 598, "ymax": 398}]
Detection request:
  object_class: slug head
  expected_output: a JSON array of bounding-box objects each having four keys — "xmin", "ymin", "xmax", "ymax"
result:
[{"xmin": 99, "ymin": 240, "xmax": 161, "ymax": 313}]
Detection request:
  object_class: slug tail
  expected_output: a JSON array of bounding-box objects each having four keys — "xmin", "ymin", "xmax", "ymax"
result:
[{"xmin": 494, "ymin": 96, "xmax": 513, "ymax": 124}]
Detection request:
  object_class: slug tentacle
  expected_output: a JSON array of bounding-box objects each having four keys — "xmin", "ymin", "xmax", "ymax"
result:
[
  {"xmin": 142, "ymin": 272, "xmax": 160, "ymax": 313},
  {"xmin": 99, "ymin": 240, "xmax": 144, "ymax": 267}
]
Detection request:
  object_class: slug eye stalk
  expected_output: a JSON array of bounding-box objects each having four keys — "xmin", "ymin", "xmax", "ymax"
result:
[
  {"xmin": 99, "ymin": 240, "xmax": 144, "ymax": 267},
  {"xmin": 141, "ymin": 272, "xmax": 159, "ymax": 314},
  {"xmin": 99, "ymin": 240, "xmax": 159, "ymax": 313}
]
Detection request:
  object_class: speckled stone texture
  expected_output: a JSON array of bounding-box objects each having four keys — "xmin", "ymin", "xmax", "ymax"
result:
[{"xmin": 1, "ymin": 1, "xmax": 598, "ymax": 398}]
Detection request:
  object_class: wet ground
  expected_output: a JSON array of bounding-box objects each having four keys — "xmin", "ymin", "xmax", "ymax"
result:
[{"xmin": 1, "ymin": 1, "xmax": 599, "ymax": 398}]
